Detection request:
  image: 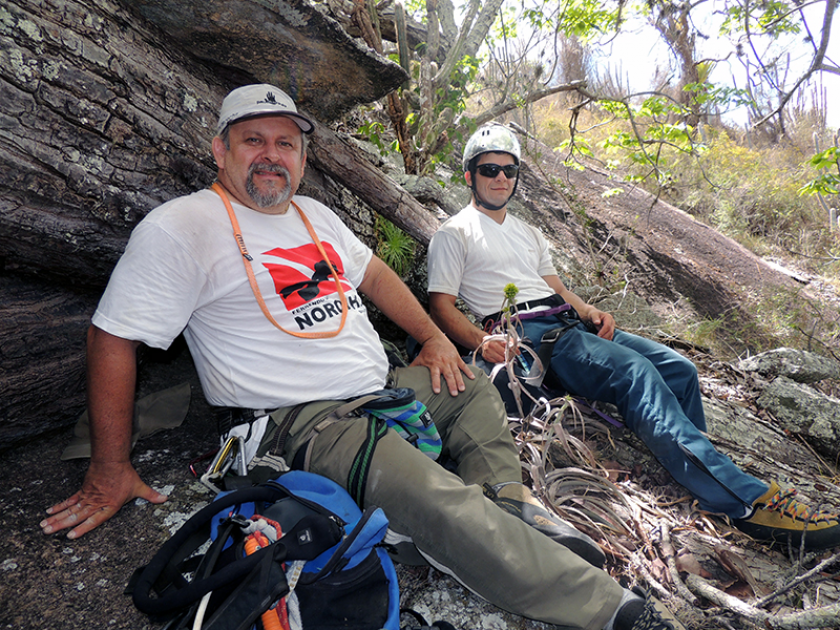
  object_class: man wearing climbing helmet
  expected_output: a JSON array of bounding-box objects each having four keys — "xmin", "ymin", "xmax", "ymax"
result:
[
  {"xmin": 428, "ymin": 122, "xmax": 840, "ymax": 553},
  {"xmin": 462, "ymin": 123, "xmax": 523, "ymax": 212}
]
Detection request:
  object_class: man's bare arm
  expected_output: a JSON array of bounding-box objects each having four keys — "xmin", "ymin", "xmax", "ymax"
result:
[
  {"xmin": 358, "ymin": 256, "xmax": 474, "ymax": 395},
  {"xmin": 40, "ymin": 326, "xmax": 167, "ymax": 538},
  {"xmin": 428, "ymin": 292, "xmax": 509, "ymax": 364}
]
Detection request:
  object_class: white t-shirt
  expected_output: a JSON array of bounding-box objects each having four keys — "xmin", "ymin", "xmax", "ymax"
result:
[
  {"xmin": 93, "ymin": 189, "xmax": 388, "ymax": 408},
  {"xmin": 427, "ymin": 205, "xmax": 557, "ymax": 319}
]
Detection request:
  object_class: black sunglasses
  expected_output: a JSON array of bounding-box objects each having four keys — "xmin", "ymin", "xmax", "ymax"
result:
[{"xmin": 476, "ymin": 163, "xmax": 519, "ymax": 179}]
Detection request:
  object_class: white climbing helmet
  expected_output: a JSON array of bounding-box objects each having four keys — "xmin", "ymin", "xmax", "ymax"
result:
[{"xmin": 462, "ymin": 123, "xmax": 521, "ymax": 171}]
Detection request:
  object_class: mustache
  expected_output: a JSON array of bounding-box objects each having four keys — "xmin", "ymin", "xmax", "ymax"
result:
[
  {"xmin": 249, "ymin": 163, "xmax": 290, "ymax": 177},
  {"xmin": 246, "ymin": 162, "xmax": 293, "ymax": 209}
]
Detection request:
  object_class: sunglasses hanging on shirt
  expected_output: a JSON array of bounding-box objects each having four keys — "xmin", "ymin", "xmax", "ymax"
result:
[{"xmin": 476, "ymin": 163, "xmax": 519, "ymax": 179}]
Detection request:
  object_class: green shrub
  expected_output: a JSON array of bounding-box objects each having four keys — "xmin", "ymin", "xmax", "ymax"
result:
[{"xmin": 376, "ymin": 216, "xmax": 416, "ymax": 277}]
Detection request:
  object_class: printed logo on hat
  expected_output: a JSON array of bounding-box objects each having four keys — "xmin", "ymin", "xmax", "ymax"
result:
[{"xmin": 258, "ymin": 91, "xmax": 286, "ymax": 107}]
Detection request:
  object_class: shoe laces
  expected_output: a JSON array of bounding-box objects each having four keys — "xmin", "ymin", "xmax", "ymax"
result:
[
  {"xmin": 631, "ymin": 596, "xmax": 677, "ymax": 630},
  {"xmin": 765, "ymin": 487, "xmax": 838, "ymax": 524}
]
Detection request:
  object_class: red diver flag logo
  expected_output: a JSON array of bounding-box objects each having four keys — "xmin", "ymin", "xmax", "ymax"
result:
[{"xmin": 262, "ymin": 242, "xmax": 352, "ymax": 310}]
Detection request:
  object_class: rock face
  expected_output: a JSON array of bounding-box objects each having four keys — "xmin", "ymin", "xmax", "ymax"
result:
[
  {"xmin": 739, "ymin": 348, "xmax": 840, "ymax": 383},
  {"xmin": 740, "ymin": 349, "xmax": 840, "ymax": 462},
  {"xmin": 755, "ymin": 376, "xmax": 840, "ymax": 461},
  {"xmin": 128, "ymin": 0, "xmax": 408, "ymax": 121}
]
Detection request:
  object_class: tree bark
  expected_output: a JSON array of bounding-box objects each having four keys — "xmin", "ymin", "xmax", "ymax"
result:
[
  {"xmin": 0, "ymin": 276, "xmax": 95, "ymax": 444},
  {"xmin": 0, "ymin": 0, "xmax": 440, "ymax": 447},
  {"xmin": 129, "ymin": 0, "xmax": 408, "ymax": 121},
  {"xmin": 1, "ymin": 0, "xmax": 224, "ymax": 287},
  {"xmin": 306, "ymin": 126, "xmax": 441, "ymax": 245}
]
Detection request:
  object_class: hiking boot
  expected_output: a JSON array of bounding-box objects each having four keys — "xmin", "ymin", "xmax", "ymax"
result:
[
  {"xmin": 611, "ymin": 587, "xmax": 685, "ymax": 630},
  {"xmin": 485, "ymin": 482, "xmax": 606, "ymax": 568},
  {"xmin": 734, "ymin": 480, "xmax": 840, "ymax": 550}
]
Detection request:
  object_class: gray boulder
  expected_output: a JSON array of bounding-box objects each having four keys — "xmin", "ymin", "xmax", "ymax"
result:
[
  {"xmin": 739, "ymin": 348, "xmax": 840, "ymax": 383},
  {"xmin": 756, "ymin": 376, "xmax": 840, "ymax": 461}
]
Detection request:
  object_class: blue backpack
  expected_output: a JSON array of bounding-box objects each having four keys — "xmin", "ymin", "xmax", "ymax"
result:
[{"xmin": 131, "ymin": 471, "xmax": 400, "ymax": 630}]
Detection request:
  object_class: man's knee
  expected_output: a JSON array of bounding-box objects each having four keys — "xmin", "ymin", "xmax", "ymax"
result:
[
  {"xmin": 395, "ymin": 364, "xmax": 502, "ymax": 410},
  {"xmin": 679, "ymin": 354, "xmax": 699, "ymax": 380},
  {"xmin": 462, "ymin": 365, "xmax": 498, "ymax": 397}
]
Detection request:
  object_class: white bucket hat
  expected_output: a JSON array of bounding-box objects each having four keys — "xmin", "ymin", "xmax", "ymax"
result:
[{"xmin": 216, "ymin": 84, "xmax": 315, "ymax": 135}]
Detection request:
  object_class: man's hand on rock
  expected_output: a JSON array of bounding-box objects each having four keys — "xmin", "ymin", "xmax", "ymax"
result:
[{"xmin": 40, "ymin": 460, "xmax": 168, "ymax": 539}]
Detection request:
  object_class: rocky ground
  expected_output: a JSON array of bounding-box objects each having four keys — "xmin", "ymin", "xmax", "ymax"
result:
[{"xmin": 4, "ymin": 336, "xmax": 840, "ymax": 630}]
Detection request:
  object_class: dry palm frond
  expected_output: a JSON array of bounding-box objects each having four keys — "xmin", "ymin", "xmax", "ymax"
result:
[
  {"xmin": 505, "ymin": 366, "xmax": 840, "ymax": 629},
  {"xmin": 477, "ymin": 294, "xmax": 840, "ymax": 628},
  {"xmin": 510, "ymin": 393, "xmax": 657, "ymax": 560}
]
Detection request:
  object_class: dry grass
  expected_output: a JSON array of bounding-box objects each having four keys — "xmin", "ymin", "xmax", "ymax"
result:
[{"xmin": 529, "ymin": 95, "xmax": 840, "ymax": 277}]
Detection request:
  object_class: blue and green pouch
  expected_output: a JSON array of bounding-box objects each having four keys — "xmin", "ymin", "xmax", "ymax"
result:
[
  {"xmin": 346, "ymin": 387, "xmax": 442, "ymax": 505},
  {"xmin": 362, "ymin": 388, "xmax": 441, "ymax": 460}
]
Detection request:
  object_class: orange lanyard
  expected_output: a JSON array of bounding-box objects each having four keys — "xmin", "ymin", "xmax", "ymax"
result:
[{"xmin": 211, "ymin": 182, "xmax": 348, "ymax": 339}]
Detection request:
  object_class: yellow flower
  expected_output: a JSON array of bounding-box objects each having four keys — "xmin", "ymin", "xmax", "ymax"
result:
[{"xmin": 503, "ymin": 283, "xmax": 519, "ymax": 310}]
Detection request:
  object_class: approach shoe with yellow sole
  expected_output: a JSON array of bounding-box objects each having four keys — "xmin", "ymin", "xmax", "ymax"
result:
[
  {"xmin": 484, "ymin": 482, "xmax": 606, "ymax": 568},
  {"xmin": 734, "ymin": 480, "xmax": 840, "ymax": 550}
]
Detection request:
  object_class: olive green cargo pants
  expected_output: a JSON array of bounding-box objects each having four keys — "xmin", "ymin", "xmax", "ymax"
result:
[{"xmin": 265, "ymin": 366, "xmax": 623, "ymax": 630}]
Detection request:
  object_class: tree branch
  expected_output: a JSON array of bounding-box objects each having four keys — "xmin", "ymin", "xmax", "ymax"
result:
[
  {"xmin": 750, "ymin": 0, "xmax": 838, "ymax": 129},
  {"xmin": 686, "ymin": 570, "xmax": 840, "ymax": 629},
  {"xmin": 470, "ymin": 80, "xmax": 588, "ymax": 127}
]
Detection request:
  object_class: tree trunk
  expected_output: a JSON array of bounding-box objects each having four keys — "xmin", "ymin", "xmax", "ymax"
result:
[
  {"xmin": 0, "ymin": 0, "xmax": 443, "ymax": 448},
  {"xmin": 306, "ymin": 126, "xmax": 441, "ymax": 245}
]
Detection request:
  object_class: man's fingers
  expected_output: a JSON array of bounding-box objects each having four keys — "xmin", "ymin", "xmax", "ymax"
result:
[
  {"xmin": 41, "ymin": 503, "xmax": 98, "ymax": 535},
  {"xmin": 442, "ymin": 368, "xmax": 466, "ymax": 396},
  {"xmin": 429, "ymin": 367, "xmax": 443, "ymax": 394},
  {"xmin": 482, "ymin": 339, "xmax": 512, "ymax": 364},
  {"xmin": 41, "ymin": 497, "xmax": 88, "ymax": 533},
  {"xmin": 68, "ymin": 506, "xmax": 118, "ymax": 540},
  {"xmin": 490, "ymin": 349, "xmax": 506, "ymax": 363},
  {"xmin": 599, "ymin": 314, "xmax": 615, "ymax": 340},
  {"xmin": 457, "ymin": 356, "xmax": 475, "ymax": 380},
  {"xmin": 45, "ymin": 493, "xmax": 82, "ymax": 516}
]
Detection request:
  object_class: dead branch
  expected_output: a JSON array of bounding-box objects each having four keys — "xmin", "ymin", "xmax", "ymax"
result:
[{"xmin": 686, "ymin": 572, "xmax": 840, "ymax": 629}]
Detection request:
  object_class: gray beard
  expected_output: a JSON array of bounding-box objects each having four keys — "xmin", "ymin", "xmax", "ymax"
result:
[{"xmin": 246, "ymin": 164, "xmax": 292, "ymax": 208}]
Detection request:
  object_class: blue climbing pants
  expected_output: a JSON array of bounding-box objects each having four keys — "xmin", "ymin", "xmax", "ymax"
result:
[{"xmin": 521, "ymin": 316, "xmax": 768, "ymax": 517}]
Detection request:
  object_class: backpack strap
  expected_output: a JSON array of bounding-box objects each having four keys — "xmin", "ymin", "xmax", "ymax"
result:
[
  {"xmin": 346, "ymin": 416, "xmax": 389, "ymax": 506},
  {"xmin": 533, "ymin": 323, "xmax": 580, "ymax": 387}
]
